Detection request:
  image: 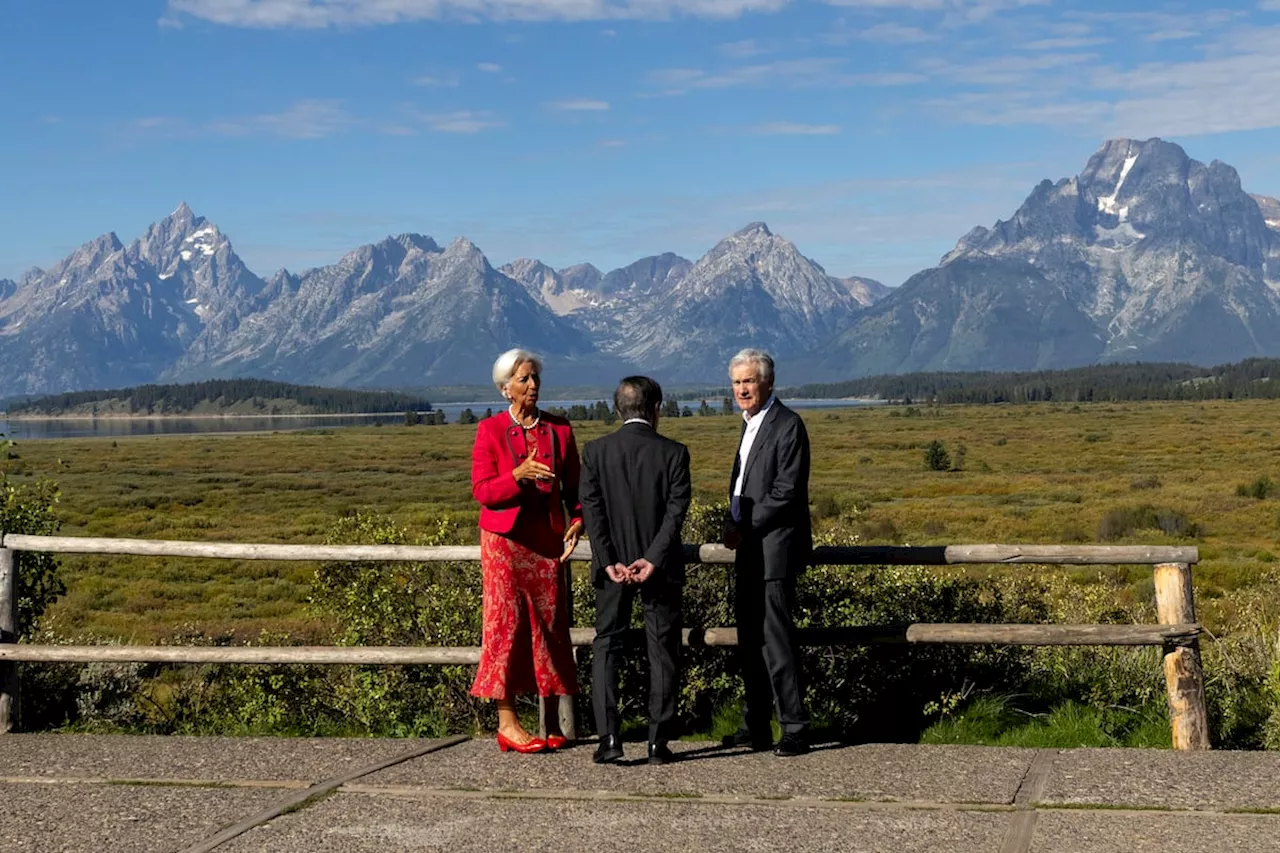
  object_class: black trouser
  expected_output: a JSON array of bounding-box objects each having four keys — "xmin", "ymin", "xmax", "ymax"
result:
[
  {"xmin": 592, "ymin": 575, "xmax": 682, "ymax": 743},
  {"xmin": 735, "ymin": 567, "xmax": 808, "ymax": 737}
]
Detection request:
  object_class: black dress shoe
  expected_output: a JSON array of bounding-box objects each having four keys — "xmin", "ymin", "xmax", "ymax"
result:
[
  {"xmin": 720, "ymin": 728, "xmax": 772, "ymax": 751},
  {"xmin": 648, "ymin": 741, "xmax": 675, "ymax": 765},
  {"xmin": 593, "ymin": 734, "xmax": 623, "ymax": 764},
  {"xmin": 773, "ymin": 733, "xmax": 809, "ymax": 757}
]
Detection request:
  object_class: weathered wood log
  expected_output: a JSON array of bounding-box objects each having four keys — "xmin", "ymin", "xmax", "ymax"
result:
[
  {"xmin": 0, "ymin": 534, "xmax": 485, "ymax": 563},
  {"xmin": 1154, "ymin": 562, "xmax": 1210, "ymax": 750},
  {"xmin": 540, "ymin": 561, "xmax": 577, "ymax": 741},
  {"xmin": 0, "ymin": 645, "xmax": 482, "ymax": 664},
  {"xmin": 0, "ymin": 622, "xmax": 1201, "ymax": 666},
  {"xmin": 0, "ymin": 547, "xmax": 16, "ymax": 733},
  {"xmin": 0, "ymin": 534, "xmax": 1198, "ymax": 566},
  {"xmin": 578, "ymin": 623, "xmax": 1200, "ymax": 648}
]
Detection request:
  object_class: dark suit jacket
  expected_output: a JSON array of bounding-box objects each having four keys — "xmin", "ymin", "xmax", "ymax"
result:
[
  {"xmin": 729, "ymin": 401, "xmax": 813, "ymax": 580},
  {"xmin": 580, "ymin": 421, "xmax": 692, "ymax": 587}
]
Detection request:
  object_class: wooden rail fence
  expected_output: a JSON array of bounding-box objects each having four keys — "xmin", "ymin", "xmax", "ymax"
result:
[{"xmin": 0, "ymin": 534, "xmax": 1208, "ymax": 749}]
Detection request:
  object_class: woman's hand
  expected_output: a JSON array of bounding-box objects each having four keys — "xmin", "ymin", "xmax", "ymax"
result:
[
  {"xmin": 512, "ymin": 455, "xmax": 554, "ymax": 484},
  {"xmin": 560, "ymin": 519, "xmax": 584, "ymax": 562}
]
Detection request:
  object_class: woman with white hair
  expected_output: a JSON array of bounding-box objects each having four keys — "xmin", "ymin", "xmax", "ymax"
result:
[{"xmin": 469, "ymin": 348, "xmax": 583, "ymax": 753}]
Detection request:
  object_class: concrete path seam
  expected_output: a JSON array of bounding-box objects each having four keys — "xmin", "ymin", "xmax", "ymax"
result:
[
  {"xmin": 999, "ymin": 748, "xmax": 1059, "ymax": 853},
  {"xmin": 174, "ymin": 733, "xmax": 470, "ymax": 853},
  {"xmin": 0, "ymin": 775, "xmax": 311, "ymax": 789},
  {"xmin": 339, "ymin": 783, "xmax": 1019, "ymax": 812}
]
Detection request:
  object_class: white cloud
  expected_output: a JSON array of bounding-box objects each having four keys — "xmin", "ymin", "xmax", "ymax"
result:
[
  {"xmin": 718, "ymin": 38, "xmax": 774, "ymax": 57},
  {"xmin": 911, "ymin": 22, "xmax": 1280, "ymax": 138},
  {"xmin": 823, "ymin": 0, "xmax": 1048, "ymax": 22},
  {"xmin": 751, "ymin": 121, "xmax": 840, "ymax": 135},
  {"xmin": 122, "ymin": 100, "xmax": 359, "ymax": 140},
  {"xmin": 549, "ymin": 98, "xmax": 611, "ymax": 111},
  {"xmin": 1260, "ymin": 1, "xmax": 1280, "ymax": 10},
  {"xmin": 413, "ymin": 109, "xmax": 506, "ymax": 133},
  {"xmin": 209, "ymin": 99, "xmax": 354, "ymax": 138},
  {"xmin": 649, "ymin": 58, "xmax": 925, "ymax": 94},
  {"xmin": 477, "ymin": 62, "xmax": 503, "ymax": 73},
  {"xmin": 856, "ymin": 22, "xmax": 936, "ymax": 43},
  {"xmin": 598, "ymin": 138, "xmax": 627, "ymax": 147},
  {"xmin": 1021, "ymin": 36, "xmax": 1110, "ymax": 49},
  {"xmin": 165, "ymin": 0, "xmax": 790, "ymax": 26},
  {"xmin": 918, "ymin": 51, "xmax": 1099, "ymax": 86},
  {"xmin": 1143, "ymin": 29, "xmax": 1198, "ymax": 42},
  {"xmin": 412, "ymin": 72, "xmax": 461, "ymax": 87}
]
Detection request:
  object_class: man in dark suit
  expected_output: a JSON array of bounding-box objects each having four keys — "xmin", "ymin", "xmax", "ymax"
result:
[
  {"xmin": 580, "ymin": 376, "xmax": 692, "ymax": 765},
  {"xmin": 721, "ymin": 348, "xmax": 812, "ymax": 757}
]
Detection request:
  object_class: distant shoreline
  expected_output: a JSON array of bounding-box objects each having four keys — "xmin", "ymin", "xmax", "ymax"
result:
[{"xmin": 0, "ymin": 411, "xmax": 424, "ymax": 421}]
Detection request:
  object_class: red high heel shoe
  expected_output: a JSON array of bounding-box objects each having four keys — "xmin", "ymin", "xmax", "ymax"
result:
[
  {"xmin": 497, "ymin": 731, "xmax": 547, "ymax": 754},
  {"xmin": 545, "ymin": 734, "xmax": 569, "ymax": 750}
]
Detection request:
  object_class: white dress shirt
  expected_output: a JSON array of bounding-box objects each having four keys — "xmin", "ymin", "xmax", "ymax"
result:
[{"xmin": 731, "ymin": 395, "xmax": 776, "ymax": 522}]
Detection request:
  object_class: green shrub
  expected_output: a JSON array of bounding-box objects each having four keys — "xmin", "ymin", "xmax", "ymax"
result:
[
  {"xmin": 812, "ymin": 494, "xmax": 841, "ymax": 520},
  {"xmin": 923, "ymin": 440, "xmax": 951, "ymax": 471},
  {"xmin": 0, "ymin": 474, "xmax": 64, "ymax": 637},
  {"xmin": 1237, "ymin": 476, "xmax": 1275, "ymax": 500},
  {"xmin": 1097, "ymin": 505, "xmax": 1201, "ymax": 541}
]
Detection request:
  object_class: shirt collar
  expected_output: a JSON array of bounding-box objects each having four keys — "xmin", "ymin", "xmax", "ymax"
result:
[
  {"xmin": 623, "ymin": 418, "xmax": 651, "ymax": 426},
  {"xmin": 742, "ymin": 395, "xmax": 777, "ymax": 425}
]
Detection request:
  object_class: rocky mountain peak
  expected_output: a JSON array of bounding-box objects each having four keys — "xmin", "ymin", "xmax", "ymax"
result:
[
  {"xmin": 448, "ymin": 235, "xmax": 479, "ymax": 250},
  {"xmin": 837, "ymin": 275, "xmax": 891, "ymax": 307},
  {"xmin": 559, "ymin": 263, "xmax": 602, "ymax": 293},
  {"xmin": 504, "ymin": 258, "xmax": 556, "ymax": 282},
  {"xmin": 734, "ymin": 221, "xmax": 772, "ymax": 238},
  {"xmin": 622, "ymin": 223, "xmax": 864, "ymax": 378},
  {"xmin": 54, "ymin": 233, "xmax": 125, "ymax": 278},
  {"xmin": 1255, "ymin": 194, "xmax": 1280, "ymax": 232},
  {"xmin": 597, "ymin": 253, "xmax": 691, "ymax": 296}
]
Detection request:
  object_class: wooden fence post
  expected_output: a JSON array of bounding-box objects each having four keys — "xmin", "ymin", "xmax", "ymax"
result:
[
  {"xmin": 540, "ymin": 559, "xmax": 578, "ymax": 741},
  {"xmin": 0, "ymin": 546, "xmax": 17, "ymax": 733},
  {"xmin": 1153, "ymin": 562, "xmax": 1209, "ymax": 750}
]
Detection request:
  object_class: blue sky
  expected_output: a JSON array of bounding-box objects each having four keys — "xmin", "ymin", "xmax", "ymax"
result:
[{"xmin": 3, "ymin": 1, "xmax": 1280, "ymax": 287}]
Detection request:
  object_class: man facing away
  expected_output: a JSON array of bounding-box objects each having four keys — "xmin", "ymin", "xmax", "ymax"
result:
[
  {"xmin": 580, "ymin": 376, "xmax": 692, "ymax": 765},
  {"xmin": 721, "ymin": 348, "xmax": 813, "ymax": 757}
]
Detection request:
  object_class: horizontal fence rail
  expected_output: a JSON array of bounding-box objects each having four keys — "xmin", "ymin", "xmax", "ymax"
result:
[
  {"xmin": 0, "ymin": 534, "xmax": 1208, "ymax": 749},
  {"xmin": 0, "ymin": 534, "xmax": 1200, "ymax": 567},
  {"xmin": 0, "ymin": 624, "xmax": 1204, "ymax": 666}
]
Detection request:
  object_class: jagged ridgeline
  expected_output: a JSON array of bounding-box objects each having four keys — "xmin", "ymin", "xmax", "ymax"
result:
[
  {"xmin": 4, "ymin": 137, "xmax": 1280, "ymax": 396},
  {"xmin": 791, "ymin": 358, "xmax": 1280, "ymax": 404},
  {"xmin": 5, "ymin": 379, "xmax": 432, "ymax": 417}
]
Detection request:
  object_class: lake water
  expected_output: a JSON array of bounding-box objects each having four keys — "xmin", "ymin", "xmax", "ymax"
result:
[{"xmin": 0, "ymin": 398, "xmax": 881, "ymax": 440}]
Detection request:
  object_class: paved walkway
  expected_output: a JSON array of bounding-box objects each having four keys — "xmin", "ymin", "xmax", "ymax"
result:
[{"xmin": 3, "ymin": 734, "xmax": 1280, "ymax": 852}]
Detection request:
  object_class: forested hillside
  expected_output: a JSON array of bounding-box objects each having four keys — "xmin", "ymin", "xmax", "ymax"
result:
[
  {"xmin": 6, "ymin": 379, "xmax": 433, "ymax": 416},
  {"xmin": 791, "ymin": 359, "xmax": 1280, "ymax": 404}
]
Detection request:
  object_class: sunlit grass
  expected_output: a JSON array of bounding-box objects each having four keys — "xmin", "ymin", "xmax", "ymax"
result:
[{"xmin": 6, "ymin": 398, "xmax": 1280, "ymax": 640}]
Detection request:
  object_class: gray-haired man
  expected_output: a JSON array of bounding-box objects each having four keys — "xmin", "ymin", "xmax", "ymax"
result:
[{"xmin": 721, "ymin": 348, "xmax": 812, "ymax": 756}]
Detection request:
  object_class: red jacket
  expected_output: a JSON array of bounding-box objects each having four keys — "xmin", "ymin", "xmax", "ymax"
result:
[{"xmin": 471, "ymin": 411, "xmax": 583, "ymax": 537}]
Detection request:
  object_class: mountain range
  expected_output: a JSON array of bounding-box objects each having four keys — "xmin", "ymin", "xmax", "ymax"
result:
[{"xmin": 2, "ymin": 137, "xmax": 1278, "ymax": 397}]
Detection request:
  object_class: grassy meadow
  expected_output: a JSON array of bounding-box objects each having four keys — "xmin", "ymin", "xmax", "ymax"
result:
[{"xmin": 4, "ymin": 398, "xmax": 1280, "ymax": 642}]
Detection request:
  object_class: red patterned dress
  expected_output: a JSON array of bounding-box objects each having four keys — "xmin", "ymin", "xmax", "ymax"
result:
[{"xmin": 470, "ymin": 416, "xmax": 580, "ymax": 699}]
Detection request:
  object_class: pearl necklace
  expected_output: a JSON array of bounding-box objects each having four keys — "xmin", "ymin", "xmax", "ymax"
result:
[{"xmin": 509, "ymin": 405, "xmax": 540, "ymax": 430}]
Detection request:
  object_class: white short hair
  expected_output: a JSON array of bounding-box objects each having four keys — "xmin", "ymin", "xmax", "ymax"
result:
[
  {"xmin": 729, "ymin": 348, "xmax": 775, "ymax": 384},
  {"xmin": 492, "ymin": 348, "xmax": 544, "ymax": 393}
]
